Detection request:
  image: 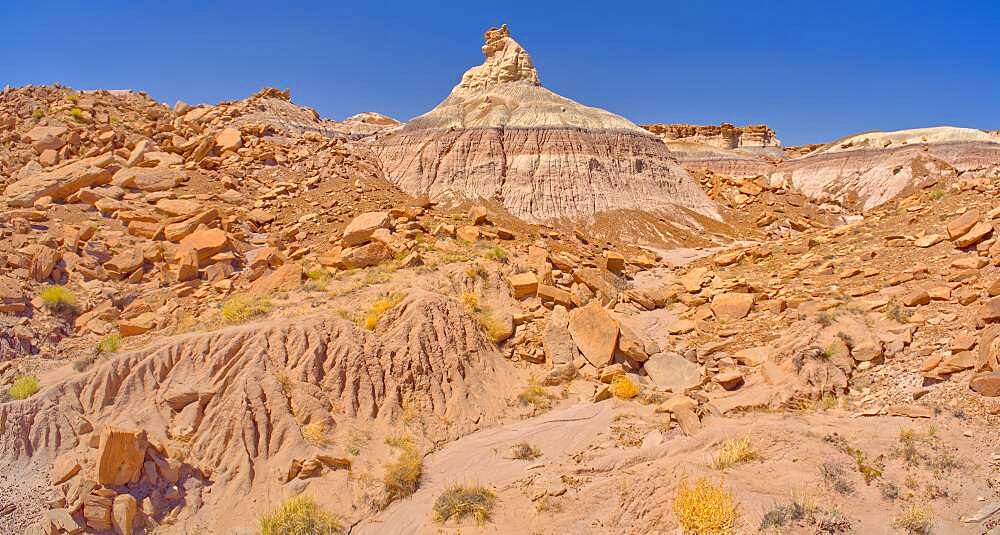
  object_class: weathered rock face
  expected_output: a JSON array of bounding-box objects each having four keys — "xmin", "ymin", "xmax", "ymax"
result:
[
  {"xmin": 644, "ymin": 123, "xmax": 782, "ymax": 152},
  {"xmin": 374, "ymin": 25, "xmax": 718, "ymax": 223},
  {"xmin": 770, "ymin": 127, "xmax": 1000, "ymax": 210}
]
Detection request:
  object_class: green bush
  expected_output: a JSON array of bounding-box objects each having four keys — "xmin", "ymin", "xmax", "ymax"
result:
[
  {"xmin": 9, "ymin": 376, "xmax": 40, "ymax": 400},
  {"xmin": 39, "ymin": 285, "xmax": 75, "ymax": 312},
  {"xmin": 96, "ymin": 332, "xmax": 122, "ymax": 353}
]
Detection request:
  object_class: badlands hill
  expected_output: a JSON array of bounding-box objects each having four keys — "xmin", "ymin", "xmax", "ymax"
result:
[
  {"xmin": 2, "ymin": 23, "xmax": 1000, "ymax": 535},
  {"xmin": 374, "ymin": 25, "xmax": 718, "ymax": 223}
]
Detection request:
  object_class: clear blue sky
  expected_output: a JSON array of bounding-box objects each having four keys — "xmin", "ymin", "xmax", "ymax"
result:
[{"xmin": 2, "ymin": 1, "xmax": 997, "ymax": 145}]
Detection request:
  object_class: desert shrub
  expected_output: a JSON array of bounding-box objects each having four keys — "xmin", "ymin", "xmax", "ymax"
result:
[
  {"xmin": 465, "ymin": 263, "xmax": 487, "ymax": 280},
  {"xmin": 884, "ymin": 302, "xmax": 912, "ymax": 323},
  {"xmin": 510, "ymin": 441, "xmax": 542, "ymax": 460},
  {"xmin": 69, "ymin": 107, "xmax": 85, "ymax": 122},
  {"xmin": 928, "ymin": 189, "xmax": 945, "ymax": 200},
  {"xmin": 517, "ymin": 379, "xmax": 555, "ymax": 410},
  {"xmin": 301, "ymin": 422, "xmax": 329, "ymax": 446},
  {"xmin": 39, "ymin": 285, "xmax": 76, "ymax": 312},
  {"xmin": 824, "ymin": 434, "xmax": 883, "ymax": 484},
  {"xmin": 96, "ymin": 332, "xmax": 122, "ymax": 353},
  {"xmin": 304, "ymin": 268, "xmax": 331, "ymax": 291},
  {"xmin": 8, "ymin": 375, "xmax": 40, "ymax": 400},
  {"xmin": 258, "ymin": 494, "xmax": 342, "ymax": 535},
  {"xmin": 892, "ymin": 503, "xmax": 933, "ymax": 534},
  {"xmin": 476, "ymin": 309, "xmax": 509, "ymax": 343},
  {"xmin": 220, "ymin": 294, "xmax": 272, "ymax": 324},
  {"xmin": 72, "ymin": 354, "xmax": 98, "ymax": 372},
  {"xmin": 32, "ymin": 107, "xmax": 45, "ymax": 119},
  {"xmin": 609, "ymin": 374, "xmax": 639, "ymax": 399},
  {"xmin": 760, "ymin": 494, "xmax": 852, "ymax": 533},
  {"xmin": 363, "ymin": 292, "xmax": 405, "ymax": 330},
  {"xmin": 484, "ymin": 246, "xmax": 507, "ymax": 261},
  {"xmin": 673, "ymin": 478, "xmax": 739, "ymax": 535},
  {"xmin": 461, "ymin": 291, "xmax": 480, "ymax": 311},
  {"xmin": 820, "ymin": 461, "xmax": 855, "ymax": 495},
  {"xmin": 711, "ymin": 436, "xmax": 758, "ymax": 470},
  {"xmin": 65, "ymin": 91, "xmax": 78, "ymax": 103},
  {"xmin": 383, "ymin": 435, "xmax": 423, "ymax": 505},
  {"xmin": 432, "ymin": 484, "xmax": 496, "ymax": 525}
]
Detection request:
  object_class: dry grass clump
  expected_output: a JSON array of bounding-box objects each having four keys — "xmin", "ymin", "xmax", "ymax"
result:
[
  {"xmin": 609, "ymin": 374, "xmax": 639, "ymax": 399},
  {"xmin": 517, "ymin": 379, "xmax": 556, "ymax": 411},
  {"xmin": 820, "ymin": 461, "xmax": 855, "ymax": 495},
  {"xmin": 96, "ymin": 332, "xmax": 122, "ymax": 353},
  {"xmin": 363, "ymin": 292, "xmax": 405, "ymax": 331},
  {"xmin": 673, "ymin": 478, "xmax": 739, "ymax": 535},
  {"xmin": 301, "ymin": 422, "xmax": 330, "ymax": 446},
  {"xmin": 305, "ymin": 268, "xmax": 332, "ymax": 291},
  {"xmin": 8, "ymin": 375, "xmax": 40, "ymax": 400},
  {"xmin": 711, "ymin": 436, "xmax": 758, "ymax": 470},
  {"xmin": 382, "ymin": 435, "xmax": 423, "ymax": 506},
  {"xmin": 432, "ymin": 484, "xmax": 497, "ymax": 525},
  {"xmin": 461, "ymin": 292, "xmax": 509, "ymax": 343},
  {"xmin": 258, "ymin": 494, "xmax": 342, "ymax": 535},
  {"xmin": 892, "ymin": 503, "xmax": 933, "ymax": 534},
  {"xmin": 510, "ymin": 441, "xmax": 542, "ymax": 460},
  {"xmin": 220, "ymin": 293, "xmax": 272, "ymax": 324},
  {"xmin": 760, "ymin": 493, "xmax": 852, "ymax": 533},
  {"xmin": 39, "ymin": 285, "xmax": 76, "ymax": 312},
  {"xmin": 893, "ymin": 425, "xmax": 960, "ymax": 474}
]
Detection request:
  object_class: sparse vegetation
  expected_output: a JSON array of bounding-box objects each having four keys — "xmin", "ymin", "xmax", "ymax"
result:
[
  {"xmin": 258, "ymin": 494, "xmax": 342, "ymax": 535},
  {"xmin": 511, "ymin": 441, "xmax": 542, "ymax": 460},
  {"xmin": 711, "ymin": 436, "xmax": 758, "ymax": 470},
  {"xmin": 382, "ymin": 435, "xmax": 423, "ymax": 506},
  {"xmin": 820, "ymin": 461, "xmax": 855, "ymax": 495},
  {"xmin": 816, "ymin": 311, "xmax": 836, "ymax": 327},
  {"xmin": 892, "ymin": 426, "xmax": 960, "ymax": 474},
  {"xmin": 69, "ymin": 107, "xmax": 85, "ymax": 121},
  {"xmin": 892, "ymin": 503, "xmax": 933, "ymax": 534},
  {"xmin": 96, "ymin": 332, "xmax": 122, "ymax": 353},
  {"xmin": 609, "ymin": 374, "xmax": 639, "ymax": 399},
  {"xmin": 824, "ymin": 434, "xmax": 883, "ymax": 484},
  {"xmin": 460, "ymin": 291, "xmax": 508, "ymax": 343},
  {"xmin": 928, "ymin": 189, "xmax": 945, "ymax": 200},
  {"xmin": 884, "ymin": 302, "xmax": 912, "ymax": 323},
  {"xmin": 673, "ymin": 478, "xmax": 739, "ymax": 535},
  {"xmin": 32, "ymin": 107, "xmax": 46, "ymax": 119},
  {"xmin": 760, "ymin": 494, "xmax": 852, "ymax": 533},
  {"xmin": 465, "ymin": 263, "xmax": 487, "ymax": 279},
  {"xmin": 301, "ymin": 422, "xmax": 329, "ymax": 446},
  {"xmin": 484, "ymin": 246, "xmax": 507, "ymax": 261},
  {"xmin": 8, "ymin": 375, "xmax": 40, "ymax": 400},
  {"xmin": 220, "ymin": 294, "xmax": 272, "ymax": 324},
  {"xmin": 363, "ymin": 292, "xmax": 405, "ymax": 330},
  {"xmin": 304, "ymin": 268, "xmax": 332, "ymax": 291},
  {"xmin": 517, "ymin": 378, "xmax": 556, "ymax": 411},
  {"xmin": 39, "ymin": 285, "xmax": 76, "ymax": 312},
  {"xmin": 814, "ymin": 392, "xmax": 837, "ymax": 411},
  {"xmin": 432, "ymin": 484, "xmax": 497, "ymax": 525}
]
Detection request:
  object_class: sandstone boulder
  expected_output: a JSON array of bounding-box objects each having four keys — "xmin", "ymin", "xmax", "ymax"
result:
[
  {"xmin": 710, "ymin": 292, "xmax": 755, "ymax": 321},
  {"xmin": 568, "ymin": 301, "xmax": 619, "ymax": 367},
  {"xmin": 96, "ymin": 428, "xmax": 147, "ymax": 486},
  {"xmin": 947, "ymin": 209, "xmax": 980, "ymax": 239},
  {"xmin": 643, "ymin": 352, "xmax": 703, "ymax": 392},
  {"xmin": 342, "ymin": 211, "xmax": 390, "ymax": 247}
]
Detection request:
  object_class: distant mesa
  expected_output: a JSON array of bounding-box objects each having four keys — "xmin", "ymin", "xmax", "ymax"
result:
[{"xmin": 374, "ymin": 24, "xmax": 718, "ymax": 223}]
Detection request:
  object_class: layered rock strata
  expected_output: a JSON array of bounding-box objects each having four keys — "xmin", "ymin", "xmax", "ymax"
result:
[{"xmin": 374, "ymin": 25, "xmax": 718, "ymax": 223}]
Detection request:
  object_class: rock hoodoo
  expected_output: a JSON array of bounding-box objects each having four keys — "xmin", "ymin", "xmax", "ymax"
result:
[{"xmin": 374, "ymin": 24, "xmax": 718, "ymax": 223}]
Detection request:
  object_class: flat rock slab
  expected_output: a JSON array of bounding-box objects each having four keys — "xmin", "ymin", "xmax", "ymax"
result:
[{"xmin": 643, "ymin": 352, "xmax": 702, "ymax": 393}]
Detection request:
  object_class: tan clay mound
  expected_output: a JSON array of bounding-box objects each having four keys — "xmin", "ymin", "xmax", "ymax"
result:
[
  {"xmin": 0, "ymin": 290, "xmax": 518, "ymax": 531},
  {"xmin": 374, "ymin": 25, "xmax": 719, "ymax": 223},
  {"xmin": 770, "ymin": 126, "xmax": 1000, "ymax": 210}
]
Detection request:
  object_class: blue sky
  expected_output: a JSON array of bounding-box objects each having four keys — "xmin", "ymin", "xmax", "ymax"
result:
[{"xmin": 2, "ymin": 1, "xmax": 997, "ymax": 145}]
